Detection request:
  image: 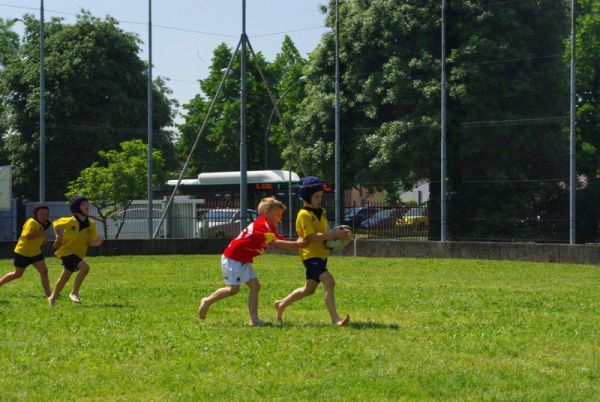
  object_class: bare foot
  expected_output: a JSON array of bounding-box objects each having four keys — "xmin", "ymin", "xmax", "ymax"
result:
[
  {"xmin": 69, "ymin": 293, "xmax": 81, "ymax": 304},
  {"xmin": 334, "ymin": 315, "xmax": 350, "ymax": 327},
  {"xmin": 250, "ymin": 319, "xmax": 269, "ymax": 327},
  {"xmin": 274, "ymin": 300, "xmax": 284, "ymax": 324},
  {"xmin": 47, "ymin": 296, "xmax": 56, "ymax": 306},
  {"xmin": 198, "ymin": 297, "xmax": 209, "ymax": 320}
]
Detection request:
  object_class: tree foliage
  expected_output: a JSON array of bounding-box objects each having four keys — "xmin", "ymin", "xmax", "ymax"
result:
[
  {"xmin": 0, "ymin": 12, "xmax": 176, "ymax": 200},
  {"xmin": 176, "ymin": 38, "xmax": 307, "ymax": 175},
  {"xmin": 574, "ymin": 0, "xmax": 600, "ymax": 242},
  {"xmin": 294, "ymin": 0, "xmax": 571, "ymax": 240},
  {"xmin": 0, "ymin": 18, "xmax": 20, "ymax": 165},
  {"xmin": 66, "ymin": 139, "xmax": 167, "ymax": 239}
]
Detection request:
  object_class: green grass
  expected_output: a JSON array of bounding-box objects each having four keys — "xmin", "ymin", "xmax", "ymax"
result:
[{"xmin": 1, "ymin": 254, "xmax": 599, "ymax": 401}]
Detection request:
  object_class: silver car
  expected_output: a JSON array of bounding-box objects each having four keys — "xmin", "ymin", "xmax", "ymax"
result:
[{"xmin": 197, "ymin": 208, "xmax": 258, "ymax": 238}]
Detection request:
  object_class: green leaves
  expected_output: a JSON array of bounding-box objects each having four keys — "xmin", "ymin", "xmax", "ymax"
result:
[
  {"xmin": 67, "ymin": 139, "xmax": 167, "ymax": 238},
  {"xmin": 0, "ymin": 12, "xmax": 175, "ymax": 200}
]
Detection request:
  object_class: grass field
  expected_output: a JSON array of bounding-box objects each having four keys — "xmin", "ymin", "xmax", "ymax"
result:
[{"xmin": 1, "ymin": 254, "xmax": 599, "ymax": 401}]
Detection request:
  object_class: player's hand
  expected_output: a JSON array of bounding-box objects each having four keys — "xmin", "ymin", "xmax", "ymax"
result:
[
  {"xmin": 335, "ymin": 230, "xmax": 351, "ymax": 240},
  {"xmin": 296, "ymin": 237, "xmax": 309, "ymax": 247}
]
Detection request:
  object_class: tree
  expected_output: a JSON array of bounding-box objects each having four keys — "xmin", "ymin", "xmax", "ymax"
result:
[
  {"xmin": 294, "ymin": 0, "xmax": 570, "ymax": 240},
  {"xmin": 176, "ymin": 38, "xmax": 306, "ymax": 175},
  {"xmin": 266, "ymin": 36, "xmax": 309, "ymax": 171},
  {"xmin": 0, "ymin": 18, "xmax": 20, "ymax": 165},
  {"xmin": 574, "ymin": 0, "xmax": 600, "ymax": 242},
  {"xmin": 0, "ymin": 12, "xmax": 176, "ymax": 200},
  {"xmin": 66, "ymin": 140, "xmax": 167, "ymax": 239}
]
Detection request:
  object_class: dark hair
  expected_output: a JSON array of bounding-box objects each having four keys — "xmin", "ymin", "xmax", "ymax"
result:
[{"xmin": 33, "ymin": 203, "xmax": 49, "ymax": 216}]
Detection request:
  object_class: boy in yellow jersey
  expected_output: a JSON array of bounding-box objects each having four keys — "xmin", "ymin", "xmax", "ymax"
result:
[
  {"xmin": 274, "ymin": 176, "xmax": 351, "ymax": 326},
  {"xmin": 47, "ymin": 195, "xmax": 103, "ymax": 305},
  {"xmin": 0, "ymin": 204, "xmax": 52, "ymax": 297}
]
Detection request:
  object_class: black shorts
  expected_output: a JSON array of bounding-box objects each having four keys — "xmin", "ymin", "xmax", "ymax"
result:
[
  {"xmin": 61, "ymin": 254, "xmax": 82, "ymax": 272},
  {"xmin": 13, "ymin": 253, "xmax": 44, "ymax": 269},
  {"xmin": 303, "ymin": 258, "xmax": 328, "ymax": 282}
]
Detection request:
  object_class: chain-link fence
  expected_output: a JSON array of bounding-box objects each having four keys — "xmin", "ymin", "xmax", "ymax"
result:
[
  {"xmin": 1, "ymin": 1, "xmax": 597, "ymax": 243},
  {"xmin": 447, "ymin": 1, "xmax": 572, "ymax": 242}
]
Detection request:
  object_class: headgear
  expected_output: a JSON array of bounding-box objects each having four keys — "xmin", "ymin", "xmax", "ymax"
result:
[
  {"xmin": 299, "ymin": 176, "xmax": 324, "ymax": 204},
  {"xmin": 69, "ymin": 194, "xmax": 89, "ymax": 215},
  {"xmin": 33, "ymin": 203, "xmax": 49, "ymax": 216}
]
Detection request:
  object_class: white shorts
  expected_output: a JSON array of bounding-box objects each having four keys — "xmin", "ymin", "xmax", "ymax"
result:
[{"xmin": 221, "ymin": 255, "xmax": 257, "ymax": 285}]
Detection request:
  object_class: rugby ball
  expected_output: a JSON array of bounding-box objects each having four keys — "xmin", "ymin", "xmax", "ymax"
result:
[{"xmin": 325, "ymin": 225, "xmax": 353, "ymax": 251}]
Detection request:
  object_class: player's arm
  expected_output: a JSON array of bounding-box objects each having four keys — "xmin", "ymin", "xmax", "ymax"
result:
[
  {"xmin": 23, "ymin": 226, "xmax": 49, "ymax": 239},
  {"xmin": 271, "ymin": 237, "xmax": 309, "ymax": 250},
  {"xmin": 53, "ymin": 229, "xmax": 63, "ymax": 249},
  {"xmin": 89, "ymin": 237, "xmax": 103, "ymax": 247},
  {"xmin": 306, "ymin": 230, "xmax": 350, "ymax": 242},
  {"xmin": 88, "ymin": 223, "xmax": 103, "ymax": 247},
  {"xmin": 20, "ymin": 220, "xmax": 45, "ymax": 239},
  {"xmin": 52, "ymin": 219, "xmax": 67, "ymax": 249}
]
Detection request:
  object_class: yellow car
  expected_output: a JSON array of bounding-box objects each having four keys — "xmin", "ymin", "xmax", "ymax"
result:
[{"xmin": 397, "ymin": 207, "xmax": 428, "ymax": 226}]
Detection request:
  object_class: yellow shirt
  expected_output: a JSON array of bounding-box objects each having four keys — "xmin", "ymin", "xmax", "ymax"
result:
[
  {"xmin": 14, "ymin": 218, "xmax": 47, "ymax": 257},
  {"xmin": 53, "ymin": 216, "xmax": 97, "ymax": 259},
  {"xmin": 296, "ymin": 207, "xmax": 330, "ymax": 260}
]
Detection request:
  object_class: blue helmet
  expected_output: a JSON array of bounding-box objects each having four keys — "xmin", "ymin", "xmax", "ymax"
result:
[{"xmin": 299, "ymin": 176, "xmax": 324, "ymax": 204}]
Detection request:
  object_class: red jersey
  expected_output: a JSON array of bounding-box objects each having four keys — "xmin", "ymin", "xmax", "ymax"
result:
[{"xmin": 222, "ymin": 215, "xmax": 284, "ymax": 263}]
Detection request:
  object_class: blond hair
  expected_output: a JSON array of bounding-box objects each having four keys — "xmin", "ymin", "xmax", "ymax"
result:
[{"xmin": 257, "ymin": 197, "xmax": 286, "ymax": 215}]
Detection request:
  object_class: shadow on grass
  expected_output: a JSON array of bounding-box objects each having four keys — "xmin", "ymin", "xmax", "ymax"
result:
[
  {"xmin": 0, "ymin": 299, "xmax": 9, "ymax": 304},
  {"xmin": 275, "ymin": 320, "xmax": 400, "ymax": 330},
  {"xmin": 347, "ymin": 321, "xmax": 400, "ymax": 330},
  {"xmin": 88, "ymin": 303, "xmax": 135, "ymax": 309}
]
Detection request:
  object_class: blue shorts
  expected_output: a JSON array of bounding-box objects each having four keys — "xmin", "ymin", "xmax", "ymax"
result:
[{"xmin": 303, "ymin": 258, "xmax": 328, "ymax": 282}]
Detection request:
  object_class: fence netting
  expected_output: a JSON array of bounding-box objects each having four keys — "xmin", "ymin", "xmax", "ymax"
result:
[{"xmin": 1, "ymin": 1, "xmax": 595, "ymax": 243}]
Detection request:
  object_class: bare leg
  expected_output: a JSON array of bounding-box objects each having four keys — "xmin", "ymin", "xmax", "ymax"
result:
[
  {"xmin": 246, "ymin": 278, "xmax": 265, "ymax": 326},
  {"xmin": 0, "ymin": 267, "xmax": 25, "ymax": 288},
  {"xmin": 274, "ymin": 279, "xmax": 318, "ymax": 324},
  {"xmin": 32, "ymin": 260, "xmax": 51, "ymax": 297},
  {"xmin": 198, "ymin": 285, "xmax": 240, "ymax": 320},
  {"xmin": 320, "ymin": 271, "xmax": 349, "ymax": 326},
  {"xmin": 48, "ymin": 269, "xmax": 73, "ymax": 305},
  {"xmin": 69, "ymin": 261, "xmax": 90, "ymax": 303}
]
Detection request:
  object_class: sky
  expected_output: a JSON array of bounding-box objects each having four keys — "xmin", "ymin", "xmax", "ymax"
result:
[{"xmin": 0, "ymin": 0, "xmax": 330, "ymax": 123}]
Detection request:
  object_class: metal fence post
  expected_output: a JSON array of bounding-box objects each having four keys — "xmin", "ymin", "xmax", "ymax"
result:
[{"xmin": 440, "ymin": 0, "xmax": 448, "ymax": 242}]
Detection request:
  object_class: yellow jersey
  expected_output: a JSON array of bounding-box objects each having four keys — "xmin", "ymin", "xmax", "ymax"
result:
[
  {"xmin": 53, "ymin": 216, "xmax": 97, "ymax": 259},
  {"xmin": 14, "ymin": 218, "xmax": 48, "ymax": 257},
  {"xmin": 296, "ymin": 207, "xmax": 330, "ymax": 260}
]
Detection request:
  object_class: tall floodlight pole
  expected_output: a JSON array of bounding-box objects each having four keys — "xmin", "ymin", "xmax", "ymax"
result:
[
  {"xmin": 240, "ymin": 0, "xmax": 248, "ymax": 230},
  {"xmin": 440, "ymin": 0, "xmax": 447, "ymax": 241},
  {"xmin": 265, "ymin": 77, "xmax": 307, "ymax": 236},
  {"xmin": 147, "ymin": 0, "xmax": 154, "ymax": 238},
  {"xmin": 334, "ymin": 0, "xmax": 341, "ymax": 226},
  {"xmin": 39, "ymin": 0, "xmax": 46, "ymax": 202},
  {"xmin": 569, "ymin": 0, "xmax": 576, "ymax": 244}
]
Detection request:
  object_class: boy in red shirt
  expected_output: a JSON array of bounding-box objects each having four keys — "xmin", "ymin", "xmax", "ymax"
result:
[{"xmin": 198, "ymin": 197, "xmax": 308, "ymax": 326}]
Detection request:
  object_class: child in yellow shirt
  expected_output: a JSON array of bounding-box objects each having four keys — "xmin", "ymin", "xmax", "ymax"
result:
[
  {"xmin": 47, "ymin": 195, "xmax": 103, "ymax": 305},
  {"xmin": 0, "ymin": 204, "xmax": 52, "ymax": 297},
  {"xmin": 274, "ymin": 176, "xmax": 351, "ymax": 326}
]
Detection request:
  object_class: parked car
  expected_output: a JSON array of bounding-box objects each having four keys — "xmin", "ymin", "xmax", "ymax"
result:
[
  {"xmin": 197, "ymin": 208, "xmax": 258, "ymax": 238},
  {"xmin": 360, "ymin": 209, "xmax": 404, "ymax": 229},
  {"xmin": 108, "ymin": 207, "xmax": 165, "ymax": 239},
  {"xmin": 396, "ymin": 207, "xmax": 428, "ymax": 226},
  {"xmin": 343, "ymin": 207, "xmax": 375, "ymax": 227}
]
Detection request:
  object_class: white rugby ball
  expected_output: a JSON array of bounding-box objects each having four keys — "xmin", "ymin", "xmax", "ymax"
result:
[{"xmin": 325, "ymin": 225, "xmax": 353, "ymax": 251}]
